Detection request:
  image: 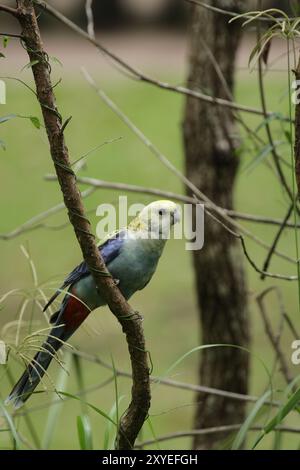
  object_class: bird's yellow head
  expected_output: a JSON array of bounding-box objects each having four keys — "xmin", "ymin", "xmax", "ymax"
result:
[{"xmin": 129, "ymin": 200, "xmax": 180, "ymax": 238}]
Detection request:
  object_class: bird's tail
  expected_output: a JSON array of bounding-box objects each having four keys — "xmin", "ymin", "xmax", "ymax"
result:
[
  {"xmin": 6, "ymin": 292, "xmax": 91, "ymax": 409},
  {"xmin": 6, "ymin": 324, "xmax": 66, "ymax": 409}
]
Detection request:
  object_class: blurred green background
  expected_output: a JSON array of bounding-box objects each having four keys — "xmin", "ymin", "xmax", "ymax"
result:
[{"xmin": 0, "ymin": 22, "xmax": 300, "ymax": 449}]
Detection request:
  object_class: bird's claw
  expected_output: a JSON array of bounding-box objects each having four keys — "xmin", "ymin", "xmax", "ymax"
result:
[
  {"xmin": 114, "ymin": 278, "xmax": 120, "ymax": 286},
  {"xmin": 134, "ymin": 311, "xmax": 144, "ymax": 322}
]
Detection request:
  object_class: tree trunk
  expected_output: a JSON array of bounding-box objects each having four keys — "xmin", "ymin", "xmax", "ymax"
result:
[{"xmin": 183, "ymin": 1, "xmax": 250, "ymax": 449}]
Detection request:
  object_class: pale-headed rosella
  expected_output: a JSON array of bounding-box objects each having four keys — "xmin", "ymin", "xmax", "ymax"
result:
[{"xmin": 6, "ymin": 200, "xmax": 180, "ymax": 408}]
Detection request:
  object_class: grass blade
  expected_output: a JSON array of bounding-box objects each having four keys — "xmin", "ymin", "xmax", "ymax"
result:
[
  {"xmin": 231, "ymin": 390, "xmax": 272, "ymax": 449},
  {"xmin": 42, "ymin": 350, "xmax": 72, "ymax": 449},
  {"xmin": 77, "ymin": 414, "xmax": 93, "ymax": 450}
]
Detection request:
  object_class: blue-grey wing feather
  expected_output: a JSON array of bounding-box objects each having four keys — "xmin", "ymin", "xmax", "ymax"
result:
[{"xmin": 43, "ymin": 232, "xmax": 125, "ymax": 312}]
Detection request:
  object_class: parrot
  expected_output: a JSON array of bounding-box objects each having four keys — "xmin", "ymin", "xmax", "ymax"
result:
[{"xmin": 6, "ymin": 200, "xmax": 180, "ymax": 409}]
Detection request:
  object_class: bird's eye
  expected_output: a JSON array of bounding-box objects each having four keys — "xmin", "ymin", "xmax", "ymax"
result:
[{"xmin": 158, "ymin": 209, "xmax": 164, "ymax": 216}]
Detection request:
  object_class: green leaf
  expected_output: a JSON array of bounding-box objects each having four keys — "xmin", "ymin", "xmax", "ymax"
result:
[
  {"xmin": 254, "ymin": 387, "xmax": 300, "ymax": 448},
  {"xmin": 265, "ymin": 387, "xmax": 300, "ymax": 433},
  {"xmin": 244, "ymin": 141, "xmax": 284, "ymax": 173},
  {"xmin": 0, "ymin": 401, "xmax": 21, "ymax": 449},
  {"xmin": 77, "ymin": 415, "xmax": 93, "ymax": 450},
  {"xmin": 103, "ymin": 396, "xmax": 125, "ymax": 450},
  {"xmin": 3, "ymin": 36, "xmax": 9, "ymax": 48},
  {"xmin": 50, "ymin": 56, "xmax": 63, "ymax": 67},
  {"xmin": 284, "ymin": 130, "xmax": 292, "ymax": 145},
  {"xmin": 111, "ymin": 356, "xmax": 119, "ymax": 433},
  {"xmin": 29, "ymin": 116, "xmax": 41, "ymax": 129},
  {"xmin": 42, "ymin": 351, "xmax": 72, "ymax": 450},
  {"xmin": 59, "ymin": 391, "xmax": 117, "ymax": 427},
  {"xmin": 21, "ymin": 59, "xmax": 40, "ymax": 72},
  {"xmin": 232, "ymin": 390, "xmax": 272, "ymax": 450},
  {"xmin": 255, "ymin": 113, "xmax": 283, "ymax": 133}
]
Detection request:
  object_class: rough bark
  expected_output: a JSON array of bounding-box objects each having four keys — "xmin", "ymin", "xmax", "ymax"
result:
[
  {"xmin": 183, "ymin": 1, "xmax": 250, "ymax": 449},
  {"xmin": 12, "ymin": 0, "xmax": 151, "ymax": 449}
]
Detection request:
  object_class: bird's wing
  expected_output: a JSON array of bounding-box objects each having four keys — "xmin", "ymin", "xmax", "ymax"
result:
[{"xmin": 43, "ymin": 230, "xmax": 126, "ymax": 312}]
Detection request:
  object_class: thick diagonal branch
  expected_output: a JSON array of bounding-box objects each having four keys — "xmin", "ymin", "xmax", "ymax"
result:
[{"xmin": 14, "ymin": 0, "xmax": 150, "ymax": 449}]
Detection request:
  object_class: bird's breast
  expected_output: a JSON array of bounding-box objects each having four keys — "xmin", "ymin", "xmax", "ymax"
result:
[{"xmin": 107, "ymin": 237, "xmax": 163, "ymax": 299}]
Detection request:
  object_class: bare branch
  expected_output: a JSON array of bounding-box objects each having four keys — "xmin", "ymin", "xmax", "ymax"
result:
[
  {"xmin": 2, "ymin": 174, "xmax": 300, "ymax": 243},
  {"xmin": 0, "ymin": 3, "xmax": 19, "ymax": 17},
  {"xmin": 256, "ymin": 288, "xmax": 293, "ymax": 384},
  {"xmin": 135, "ymin": 423, "xmax": 300, "ymax": 448},
  {"xmin": 240, "ymin": 237, "xmax": 297, "ymax": 281},
  {"xmin": 0, "ymin": 188, "xmax": 95, "ymax": 240},
  {"xmin": 261, "ymin": 204, "xmax": 294, "ymax": 279},
  {"xmin": 256, "ymin": 22, "xmax": 296, "ymax": 208},
  {"xmin": 184, "ymin": 0, "xmax": 296, "ymax": 22},
  {"xmin": 69, "ymin": 348, "xmax": 283, "ymax": 408},
  {"xmin": 32, "ymin": 0, "xmax": 287, "ymax": 120},
  {"xmin": 0, "ymin": 32, "xmax": 22, "ymax": 38},
  {"xmin": 85, "ymin": 0, "xmax": 95, "ymax": 39}
]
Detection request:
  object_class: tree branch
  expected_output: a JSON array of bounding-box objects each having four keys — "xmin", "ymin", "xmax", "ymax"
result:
[
  {"xmin": 0, "ymin": 4, "xmax": 19, "ymax": 17},
  {"xmin": 184, "ymin": 0, "xmax": 295, "ymax": 22},
  {"xmin": 257, "ymin": 20, "xmax": 296, "ymax": 208},
  {"xmin": 32, "ymin": 0, "xmax": 287, "ymax": 120},
  {"xmin": 14, "ymin": 0, "xmax": 150, "ymax": 449},
  {"xmin": 69, "ymin": 348, "xmax": 283, "ymax": 408},
  {"xmin": 135, "ymin": 423, "xmax": 300, "ymax": 448},
  {"xmin": 260, "ymin": 203, "xmax": 294, "ymax": 279},
  {"xmin": 256, "ymin": 288, "xmax": 293, "ymax": 384},
  {"xmin": 2, "ymin": 176, "xmax": 300, "ymax": 242}
]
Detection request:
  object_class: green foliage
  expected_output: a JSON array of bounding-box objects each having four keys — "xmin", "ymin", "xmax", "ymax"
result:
[
  {"xmin": 77, "ymin": 414, "xmax": 93, "ymax": 450},
  {"xmin": 232, "ymin": 390, "xmax": 272, "ymax": 450},
  {"xmin": 29, "ymin": 116, "xmax": 41, "ymax": 129},
  {"xmin": 254, "ymin": 386, "xmax": 300, "ymax": 448},
  {"xmin": 3, "ymin": 36, "xmax": 9, "ymax": 48}
]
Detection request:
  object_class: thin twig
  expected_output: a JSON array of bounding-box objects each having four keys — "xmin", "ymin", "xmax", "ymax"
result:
[
  {"xmin": 261, "ymin": 203, "xmax": 294, "ymax": 279},
  {"xmin": 256, "ymin": 287, "xmax": 293, "ymax": 384},
  {"xmin": 85, "ymin": 0, "xmax": 95, "ymax": 40},
  {"xmin": 0, "ymin": 188, "xmax": 95, "ymax": 240},
  {"xmin": 0, "ymin": 4, "xmax": 19, "ymax": 17},
  {"xmin": 257, "ymin": 20, "xmax": 296, "ymax": 208},
  {"xmin": 184, "ymin": 0, "xmax": 293, "ymax": 22},
  {"xmin": 69, "ymin": 349, "xmax": 282, "ymax": 408},
  {"xmin": 0, "ymin": 32, "xmax": 23, "ymax": 38},
  {"xmin": 14, "ymin": 375, "xmax": 115, "ymax": 417},
  {"xmin": 2, "ymin": 176, "xmax": 300, "ymax": 243},
  {"xmin": 240, "ymin": 237, "xmax": 297, "ymax": 281},
  {"xmin": 135, "ymin": 423, "xmax": 300, "ymax": 448},
  {"xmin": 32, "ymin": 0, "xmax": 287, "ymax": 120}
]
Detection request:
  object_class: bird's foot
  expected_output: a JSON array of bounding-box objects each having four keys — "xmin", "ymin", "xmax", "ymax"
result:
[
  {"xmin": 133, "ymin": 310, "xmax": 144, "ymax": 322},
  {"xmin": 113, "ymin": 278, "xmax": 120, "ymax": 286}
]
